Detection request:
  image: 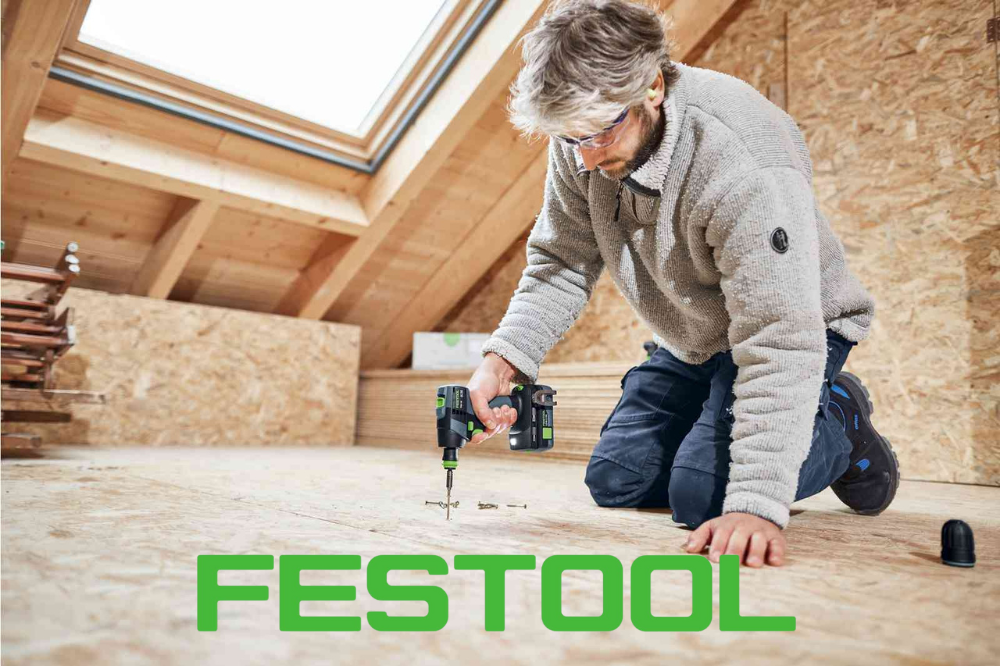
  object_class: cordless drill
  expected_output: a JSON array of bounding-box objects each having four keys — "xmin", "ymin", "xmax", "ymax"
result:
[{"xmin": 435, "ymin": 383, "xmax": 557, "ymax": 519}]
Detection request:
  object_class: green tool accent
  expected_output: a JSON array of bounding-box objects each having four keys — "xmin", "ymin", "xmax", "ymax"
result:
[
  {"xmin": 468, "ymin": 421, "xmax": 474, "ymax": 431},
  {"xmin": 542, "ymin": 427, "xmax": 552, "ymax": 440},
  {"xmin": 437, "ymin": 397, "xmax": 445, "ymax": 408},
  {"xmin": 514, "ymin": 384, "xmax": 523, "ymax": 390},
  {"xmin": 443, "ymin": 332, "xmax": 461, "ymax": 347},
  {"xmin": 472, "ymin": 429, "xmax": 484, "ymax": 437},
  {"xmin": 442, "ymin": 460, "xmax": 458, "ymax": 469}
]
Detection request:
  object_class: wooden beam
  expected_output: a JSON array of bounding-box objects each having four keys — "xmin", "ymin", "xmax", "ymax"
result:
[
  {"xmin": 361, "ymin": 0, "xmax": 743, "ymax": 369},
  {"xmin": 363, "ymin": 148, "xmax": 548, "ymax": 368},
  {"xmin": 666, "ymin": 0, "xmax": 744, "ymax": 58},
  {"xmin": 19, "ymin": 110, "xmax": 369, "ymax": 236},
  {"xmin": 130, "ymin": 198, "xmax": 219, "ymax": 299},
  {"xmin": 2, "ymin": 388, "xmax": 107, "ymax": 405},
  {"xmin": 1, "ymin": 0, "xmax": 77, "ymax": 193},
  {"xmin": 275, "ymin": 0, "xmax": 548, "ymax": 319}
]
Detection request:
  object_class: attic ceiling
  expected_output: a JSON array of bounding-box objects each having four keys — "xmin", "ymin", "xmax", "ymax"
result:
[{"xmin": 1, "ymin": 0, "xmax": 741, "ymax": 369}]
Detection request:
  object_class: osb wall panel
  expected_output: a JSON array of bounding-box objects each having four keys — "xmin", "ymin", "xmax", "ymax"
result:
[
  {"xmin": 787, "ymin": 0, "xmax": 999, "ymax": 485},
  {"xmin": 1, "ymin": 281, "xmax": 361, "ymax": 446},
  {"xmin": 435, "ymin": 0, "xmax": 999, "ymax": 485}
]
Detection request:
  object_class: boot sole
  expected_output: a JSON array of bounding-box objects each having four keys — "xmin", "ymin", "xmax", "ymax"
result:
[{"xmin": 834, "ymin": 372, "xmax": 900, "ymax": 515}]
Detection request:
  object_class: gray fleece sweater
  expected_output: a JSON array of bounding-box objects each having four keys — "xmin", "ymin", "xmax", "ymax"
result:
[{"xmin": 481, "ymin": 63, "xmax": 875, "ymax": 528}]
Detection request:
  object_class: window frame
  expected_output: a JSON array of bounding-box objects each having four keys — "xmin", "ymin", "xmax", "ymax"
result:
[{"xmin": 55, "ymin": 0, "xmax": 486, "ymax": 163}]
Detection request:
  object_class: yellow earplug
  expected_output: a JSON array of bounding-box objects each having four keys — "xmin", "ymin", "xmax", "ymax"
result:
[{"xmin": 647, "ymin": 88, "xmax": 657, "ymax": 100}]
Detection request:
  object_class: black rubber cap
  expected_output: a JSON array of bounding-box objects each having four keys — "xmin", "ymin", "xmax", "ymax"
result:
[{"xmin": 941, "ymin": 519, "xmax": 975, "ymax": 567}]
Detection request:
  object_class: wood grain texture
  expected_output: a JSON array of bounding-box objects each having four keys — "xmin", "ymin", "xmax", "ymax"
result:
[
  {"xmin": 360, "ymin": 148, "xmax": 548, "ymax": 369},
  {"xmin": 787, "ymin": 0, "xmax": 1000, "ymax": 485},
  {"xmin": 129, "ymin": 199, "xmax": 219, "ymax": 298},
  {"xmin": 36, "ymin": 78, "xmax": 371, "ymax": 194},
  {"xmin": 0, "ymin": 281, "xmax": 360, "ymax": 446},
  {"xmin": 20, "ymin": 111, "xmax": 369, "ymax": 235},
  {"xmin": 276, "ymin": 0, "xmax": 549, "ymax": 319},
  {"xmin": 0, "ymin": 0, "xmax": 77, "ymax": 189},
  {"xmin": 1, "ymin": 446, "xmax": 998, "ymax": 664},
  {"xmin": 0, "ymin": 159, "xmax": 342, "ymax": 313},
  {"xmin": 170, "ymin": 207, "xmax": 351, "ymax": 313},
  {"xmin": 1, "ymin": 157, "xmax": 176, "ymax": 294},
  {"xmin": 441, "ymin": 0, "xmax": 1000, "ymax": 485},
  {"xmin": 327, "ymin": 101, "xmax": 542, "ymax": 345}
]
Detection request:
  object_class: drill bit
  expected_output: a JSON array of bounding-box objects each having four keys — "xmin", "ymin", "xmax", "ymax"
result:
[{"xmin": 445, "ymin": 468, "xmax": 454, "ymax": 521}]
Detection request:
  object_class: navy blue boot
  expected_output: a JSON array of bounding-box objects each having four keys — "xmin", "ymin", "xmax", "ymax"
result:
[{"xmin": 828, "ymin": 372, "xmax": 900, "ymax": 515}]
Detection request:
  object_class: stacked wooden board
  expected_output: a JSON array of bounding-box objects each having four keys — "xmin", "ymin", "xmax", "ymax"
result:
[
  {"xmin": 1, "ymin": 242, "xmax": 80, "ymax": 389},
  {"xmin": 356, "ymin": 361, "xmax": 634, "ymax": 463},
  {"xmin": 1, "ymin": 242, "xmax": 104, "ymax": 449}
]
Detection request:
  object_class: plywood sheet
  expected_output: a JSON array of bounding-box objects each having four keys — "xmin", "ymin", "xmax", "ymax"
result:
[
  {"xmin": 787, "ymin": 0, "xmax": 1000, "ymax": 485},
  {"xmin": 1, "ymin": 446, "xmax": 998, "ymax": 665},
  {"xmin": 0, "ymin": 281, "xmax": 361, "ymax": 445}
]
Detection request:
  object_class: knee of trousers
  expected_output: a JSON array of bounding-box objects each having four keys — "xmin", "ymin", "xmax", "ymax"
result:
[
  {"xmin": 584, "ymin": 455, "xmax": 652, "ymax": 508},
  {"xmin": 668, "ymin": 467, "xmax": 727, "ymax": 529}
]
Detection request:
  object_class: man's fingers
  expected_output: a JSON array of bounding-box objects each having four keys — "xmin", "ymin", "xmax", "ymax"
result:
[
  {"xmin": 708, "ymin": 524, "xmax": 734, "ymax": 563},
  {"xmin": 505, "ymin": 406, "xmax": 517, "ymax": 427},
  {"xmin": 471, "ymin": 423, "xmax": 505, "ymax": 445},
  {"xmin": 684, "ymin": 521, "xmax": 713, "ymax": 554},
  {"xmin": 724, "ymin": 529, "xmax": 751, "ymax": 563},
  {"xmin": 767, "ymin": 537, "xmax": 786, "ymax": 566},
  {"xmin": 470, "ymin": 391, "xmax": 497, "ymax": 431},
  {"xmin": 746, "ymin": 533, "xmax": 768, "ymax": 568}
]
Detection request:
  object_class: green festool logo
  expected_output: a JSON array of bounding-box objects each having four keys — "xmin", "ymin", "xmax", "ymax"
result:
[{"xmin": 197, "ymin": 554, "xmax": 795, "ymax": 632}]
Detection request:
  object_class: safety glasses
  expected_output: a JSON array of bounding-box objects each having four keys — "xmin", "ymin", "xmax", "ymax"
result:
[{"xmin": 557, "ymin": 107, "xmax": 631, "ymax": 149}]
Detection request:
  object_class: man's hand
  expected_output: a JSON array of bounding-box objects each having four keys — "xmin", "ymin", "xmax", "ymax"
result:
[
  {"xmin": 682, "ymin": 513, "xmax": 786, "ymax": 568},
  {"xmin": 467, "ymin": 353, "xmax": 519, "ymax": 445}
]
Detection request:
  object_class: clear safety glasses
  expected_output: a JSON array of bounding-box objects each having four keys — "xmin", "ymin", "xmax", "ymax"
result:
[{"xmin": 557, "ymin": 107, "xmax": 632, "ymax": 150}]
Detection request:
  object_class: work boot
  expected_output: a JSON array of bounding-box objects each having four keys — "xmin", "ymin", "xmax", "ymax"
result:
[{"xmin": 828, "ymin": 372, "xmax": 900, "ymax": 515}]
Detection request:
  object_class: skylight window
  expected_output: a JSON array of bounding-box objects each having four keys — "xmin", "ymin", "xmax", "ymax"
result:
[{"xmin": 77, "ymin": 0, "xmax": 449, "ymax": 133}]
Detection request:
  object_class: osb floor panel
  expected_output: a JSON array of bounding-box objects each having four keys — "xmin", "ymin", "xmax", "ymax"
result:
[{"xmin": 2, "ymin": 447, "xmax": 997, "ymax": 665}]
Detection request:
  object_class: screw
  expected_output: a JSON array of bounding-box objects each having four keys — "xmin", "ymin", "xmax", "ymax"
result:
[
  {"xmin": 425, "ymin": 500, "xmax": 459, "ymax": 509},
  {"xmin": 477, "ymin": 502, "xmax": 499, "ymax": 510},
  {"xmin": 506, "ymin": 503, "xmax": 528, "ymax": 509}
]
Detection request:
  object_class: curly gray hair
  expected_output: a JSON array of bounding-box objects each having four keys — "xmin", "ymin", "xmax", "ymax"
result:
[{"xmin": 508, "ymin": 0, "xmax": 680, "ymax": 138}]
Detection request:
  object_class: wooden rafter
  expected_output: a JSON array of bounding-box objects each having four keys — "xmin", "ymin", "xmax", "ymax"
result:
[
  {"xmin": 130, "ymin": 198, "xmax": 220, "ymax": 299},
  {"xmin": 1, "ymin": 0, "xmax": 78, "ymax": 193},
  {"xmin": 274, "ymin": 0, "xmax": 548, "ymax": 319},
  {"xmin": 362, "ymin": 0, "xmax": 744, "ymax": 369},
  {"xmin": 363, "ymin": 148, "xmax": 549, "ymax": 368},
  {"xmin": 19, "ymin": 111, "xmax": 369, "ymax": 236}
]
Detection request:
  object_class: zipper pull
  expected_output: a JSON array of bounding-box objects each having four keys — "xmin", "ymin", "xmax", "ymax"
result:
[{"xmin": 614, "ymin": 181, "xmax": 624, "ymax": 222}]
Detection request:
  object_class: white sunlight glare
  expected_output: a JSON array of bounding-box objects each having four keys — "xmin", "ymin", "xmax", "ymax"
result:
[{"xmin": 79, "ymin": 0, "xmax": 448, "ymax": 133}]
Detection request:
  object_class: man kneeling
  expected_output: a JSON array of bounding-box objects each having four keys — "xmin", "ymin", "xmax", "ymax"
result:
[{"xmin": 466, "ymin": 0, "xmax": 899, "ymax": 567}]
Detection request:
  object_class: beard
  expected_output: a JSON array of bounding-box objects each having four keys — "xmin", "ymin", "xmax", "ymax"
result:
[{"xmin": 600, "ymin": 106, "xmax": 665, "ymax": 180}]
